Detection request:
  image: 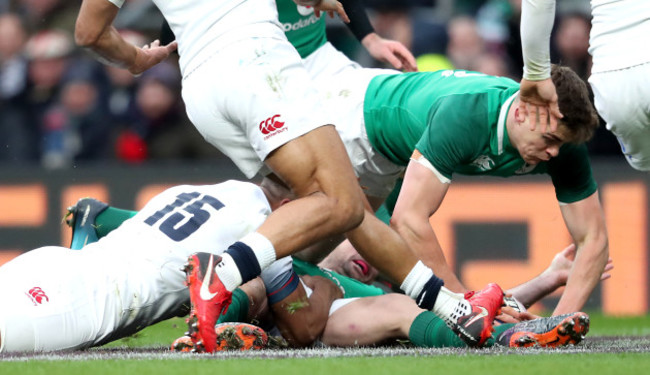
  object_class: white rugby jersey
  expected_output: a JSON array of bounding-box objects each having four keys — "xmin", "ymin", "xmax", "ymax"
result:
[
  {"xmin": 87, "ymin": 180, "xmax": 271, "ymax": 342},
  {"xmin": 0, "ymin": 181, "xmax": 272, "ymax": 351},
  {"xmin": 589, "ymin": 0, "xmax": 650, "ymax": 73},
  {"xmin": 110, "ymin": 0, "xmax": 282, "ymax": 77}
]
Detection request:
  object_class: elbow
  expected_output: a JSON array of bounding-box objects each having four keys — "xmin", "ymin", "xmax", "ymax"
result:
[
  {"xmin": 296, "ymin": 324, "xmax": 326, "ymax": 347},
  {"xmin": 74, "ymin": 23, "xmax": 101, "ymax": 48},
  {"xmin": 284, "ymin": 323, "xmax": 324, "ymax": 348},
  {"xmin": 74, "ymin": 31, "xmax": 98, "ymax": 49},
  {"xmin": 285, "ymin": 314, "xmax": 327, "ymax": 348},
  {"xmin": 389, "ymin": 211, "xmax": 416, "ymax": 237},
  {"xmin": 388, "ymin": 212, "xmax": 405, "ymax": 232}
]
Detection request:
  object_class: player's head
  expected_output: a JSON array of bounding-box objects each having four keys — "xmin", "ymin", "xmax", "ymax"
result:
[
  {"xmin": 259, "ymin": 174, "xmax": 294, "ymax": 211},
  {"xmin": 318, "ymin": 240, "xmax": 379, "ymax": 284},
  {"xmin": 550, "ymin": 64, "xmax": 599, "ymax": 144},
  {"xmin": 511, "ymin": 65, "xmax": 598, "ymax": 164}
]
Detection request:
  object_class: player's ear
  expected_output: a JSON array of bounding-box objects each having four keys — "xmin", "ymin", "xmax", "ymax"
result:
[{"xmin": 278, "ymin": 198, "xmax": 291, "ymax": 207}]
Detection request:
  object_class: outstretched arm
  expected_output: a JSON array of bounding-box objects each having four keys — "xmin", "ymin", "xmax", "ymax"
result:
[
  {"xmin": 518, "ymin": 0, "xmax": 562, "ymax": 132},
  {"xmin": 507, "ymin": 243, "xmax": 613, "ymax": 308},
  {"xmin": 340, "ymin": 0, "xmax": 417, "ymax": 71},
  {"xmin": 361, "ymin": 33, "xmax": 418, "ymax": 72},
  {"xmin": 75, "ymin": 0, "xmax": 177, "ymax": 75}
]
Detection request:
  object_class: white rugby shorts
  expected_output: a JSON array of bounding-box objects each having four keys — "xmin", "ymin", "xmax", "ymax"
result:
[
  {"xmin": 589, "ymin": 62, "xmax": 650, "ymax": 170},
  {"xmin": 318, "ymin": 66, "xmax": 405, "ymax": 200},
  {"xmin": 182, "ymin": 34, "xmax": 332, "ymax": 178}
]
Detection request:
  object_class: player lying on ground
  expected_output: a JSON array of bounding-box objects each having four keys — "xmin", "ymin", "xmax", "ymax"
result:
[
  {"xmin": 171, "ymin": 254, "xmax": 596, "ymax": 351},
  {"xmin": 67, "ymin": 196, "xmax": 612, "ymax": 317},
  {"xmin": 60, "ymin": 197, "xmax": 610, "ymax": 351},
  {"xmin": 0, "ymin": 179, "xmax": 297, "ymax": 352}
]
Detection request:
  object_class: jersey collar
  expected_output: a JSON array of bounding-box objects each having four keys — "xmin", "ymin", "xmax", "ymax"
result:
[{"xmin": 497, "ymin": 91, "xmax": 519, "ymax": 155}]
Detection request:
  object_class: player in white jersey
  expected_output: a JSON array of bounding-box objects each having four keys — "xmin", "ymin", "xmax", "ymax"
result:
[
  {"xmin": 518, "ymin": 0, "xmax": 650, "ymax": 171},
  {"xmin": 0, "ymin": 180, "xmax": 280, "ymax": 352},
  {"xmin": 74, "ymin": 0, "xmax": 505, "ymax": 353}
]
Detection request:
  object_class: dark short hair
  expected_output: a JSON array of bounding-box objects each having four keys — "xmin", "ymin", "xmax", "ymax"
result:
[{"xmin": 552, "ymin": 64, "xmax": 599, "ymax": 144}]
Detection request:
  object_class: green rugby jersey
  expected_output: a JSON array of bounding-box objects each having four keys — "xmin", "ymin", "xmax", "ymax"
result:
[
  {"xmin": 292, "ymin": 258, "xmax": 386, "ymax": 298},
  {"xmin": 363, "ymin": 70, "xmax": 597, "ymax": 204},
  {"xmin": 276, "ymin": 0, "xmax": 326, "ymax": 58}
]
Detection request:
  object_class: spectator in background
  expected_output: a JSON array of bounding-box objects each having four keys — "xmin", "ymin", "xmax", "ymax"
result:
[
  {"xmin": 116, "ymin": 61, "xmax": 221, "ymax": 163},
  {"xmin": 23, "ymin": 29, "xmax": 75, "ymax": 166},
  {"xmin": 445, "ymin": 16, "xmax": 485, "ymax": 70},
  {"xmin": 0, "ymin": 12, "xmax": 32, "ymax": 162},
  {"xmin": 104, "ymin": 30, "xmax": 149, "ymax": 162},
  {"xmin": 13, "ymin": 0, "xmax": 78, "ymax": 33},
  {"xmin": 554, "ymin": 12, "xmax": 591, "ymax": 80},
  {"xmin": 475, "ymin": 0, "xmax": 527, "ymax": 78},
  {"xmin": 473, "ymin": 51, "xmax": 512, "ymax": 77},
  {"xmin": 40, "ymin": 59, "xmax": 113, "ymax": 168}
]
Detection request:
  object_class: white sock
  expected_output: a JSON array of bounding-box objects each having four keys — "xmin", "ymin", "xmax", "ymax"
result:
[
  {"xmin": 432, "ymin": 287, "xmax": 472, "ymax": 327},
  {"xmin": 400, "ymin": 261, "xmax": 433, "ymax": 299},
  {"xmin": 214, "ymin": 253, "xmax": 243, "ymax": 292},
  {"xmin": 240, "ymin": 232, "xmax": 277, "ymax": 271}
]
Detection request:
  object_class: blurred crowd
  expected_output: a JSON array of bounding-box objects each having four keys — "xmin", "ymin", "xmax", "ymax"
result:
[{"xmin": 0, "ymin": 0, "xmax": 620, "ymax": 169}]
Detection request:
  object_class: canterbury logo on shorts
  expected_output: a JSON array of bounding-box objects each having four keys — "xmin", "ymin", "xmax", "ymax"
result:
[{"xmin": 26, "ymin": 286, "xmax": 50, "ymax": 305}]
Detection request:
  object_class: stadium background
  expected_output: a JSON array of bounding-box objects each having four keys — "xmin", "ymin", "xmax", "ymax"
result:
[{"xmin": 0, "ymin": 1, "xmax": 645, "ymax": 316}]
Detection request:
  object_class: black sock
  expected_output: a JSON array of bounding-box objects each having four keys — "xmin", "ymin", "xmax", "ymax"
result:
[
  {"xmin": 224, "ymin": 242, "xmax": 261, "ymax": 284},
  {"xmin": 416, "ymin": 275, "xmax": 444, "ymax": 310}
]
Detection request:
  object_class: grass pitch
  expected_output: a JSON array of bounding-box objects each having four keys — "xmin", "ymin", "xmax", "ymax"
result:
[{"xmin": 2, "ymin": 313, "xmax": 649, "ymax": 375}]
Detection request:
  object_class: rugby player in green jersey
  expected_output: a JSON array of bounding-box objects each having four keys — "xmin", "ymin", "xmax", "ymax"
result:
[
  {"xmin": 276, "ymin": 0, "xmax": 417, "ymax": 80},
  {"xmin": 312, "ymin": 63, "xmax": 607, "ymax": 316}
]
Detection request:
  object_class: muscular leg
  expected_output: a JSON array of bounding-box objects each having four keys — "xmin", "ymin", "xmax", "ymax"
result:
[
  {"xmin": 322, "ymin": 294, "xmax": 514, "ymax": 348},
  {"xmin": 321, "ymin": 294, "xmax": 419, "ymax": 346},
  {"xmin": 260, "ymin": 125, "xmax": 365, "ymax": 257},
  {"xmin": 345, "ymin": 211, "xmax": 420, "ymax": 287}
]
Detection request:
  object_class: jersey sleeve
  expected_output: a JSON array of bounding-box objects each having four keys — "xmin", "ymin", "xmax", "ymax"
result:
[
  {"xmin": 547, "ymin": 144, "xmax": 598, "ymax": 203},
  {"xmin": 415, "ymin": 95, "xmax": 489, "ymax": 180},
  {"xmin": 521, "ymin": 0, "xmax": 555, "ymax": 80}
]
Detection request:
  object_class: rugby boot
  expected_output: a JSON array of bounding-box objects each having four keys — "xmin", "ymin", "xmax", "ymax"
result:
[
  {"xmin": 64, "ymin": 197, "xmax": 108, "ymax": 250},
  {"xmin": 171, "ymin": 335, "xmax": 194, "ymax": 352},
  {"xmin": 497, "ymin": 311, "xmax": 590, "ymax": 348},
  {"xmin": 453, "ymin": 283, "xmax": 504, "ymax": 347},
  {"xmin": 213, "ymin": 323, "xmax": 269, "ymax": 351},
  {"xmin": 184, "ymin": 252, "xmax": 233, "ymax": 353}
]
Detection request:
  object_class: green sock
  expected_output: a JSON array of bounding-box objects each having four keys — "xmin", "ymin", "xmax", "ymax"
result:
[
  {"xmin": 94, "ymin": 207, "xmax": 137, "ymax": 239},
  {"xmin": 408, "ymin": 311, "xmax": 514, "ymax": 348},
  {"xmin": 217, "ymin": 288, "xmax": 250, "ymax": 324}
]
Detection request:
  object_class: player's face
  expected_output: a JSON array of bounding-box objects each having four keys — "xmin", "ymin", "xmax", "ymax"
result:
[
  {"xmin": 318, "ymin": 241, "xmax": 379, "ymax": 284},
  {"xmin": 512, "ymin": 106, "xmax": 568, "ymax": 164},
  {"xmin": 517, "ymin": 129, "xmax": 565, "ymax": 165}
]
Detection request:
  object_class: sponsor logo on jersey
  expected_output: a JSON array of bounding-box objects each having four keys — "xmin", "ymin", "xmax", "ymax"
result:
[
  {"xmin": 515, "ymin": 163, "xmax": 536, "ymax": 174},
  {"xmin": 471, "ymin": 155, "xmax": 494, "ymax": 171},
  {"xmin": 282, "ymin": 14, "xmax": 320, "ymax": 32},
  {"xmin": 260, "ymin": 114, "xmax": 287, "ymax": 140},
  {"xmin": 26, "ymin": 287, "xmax": 49, "ymax": 305}
]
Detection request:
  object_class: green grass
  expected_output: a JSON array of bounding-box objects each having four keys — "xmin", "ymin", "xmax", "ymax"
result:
[
  {"xmin": 587, "ymin": 312, "xmax": 650, "ymax": 336},
  {"xmin": 2, "ymin": 314, "xmax": 649, "ymax": 375},
  {"xmin": 5, "ymin": 354, "xmax": 650, "ymax": 375}
]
